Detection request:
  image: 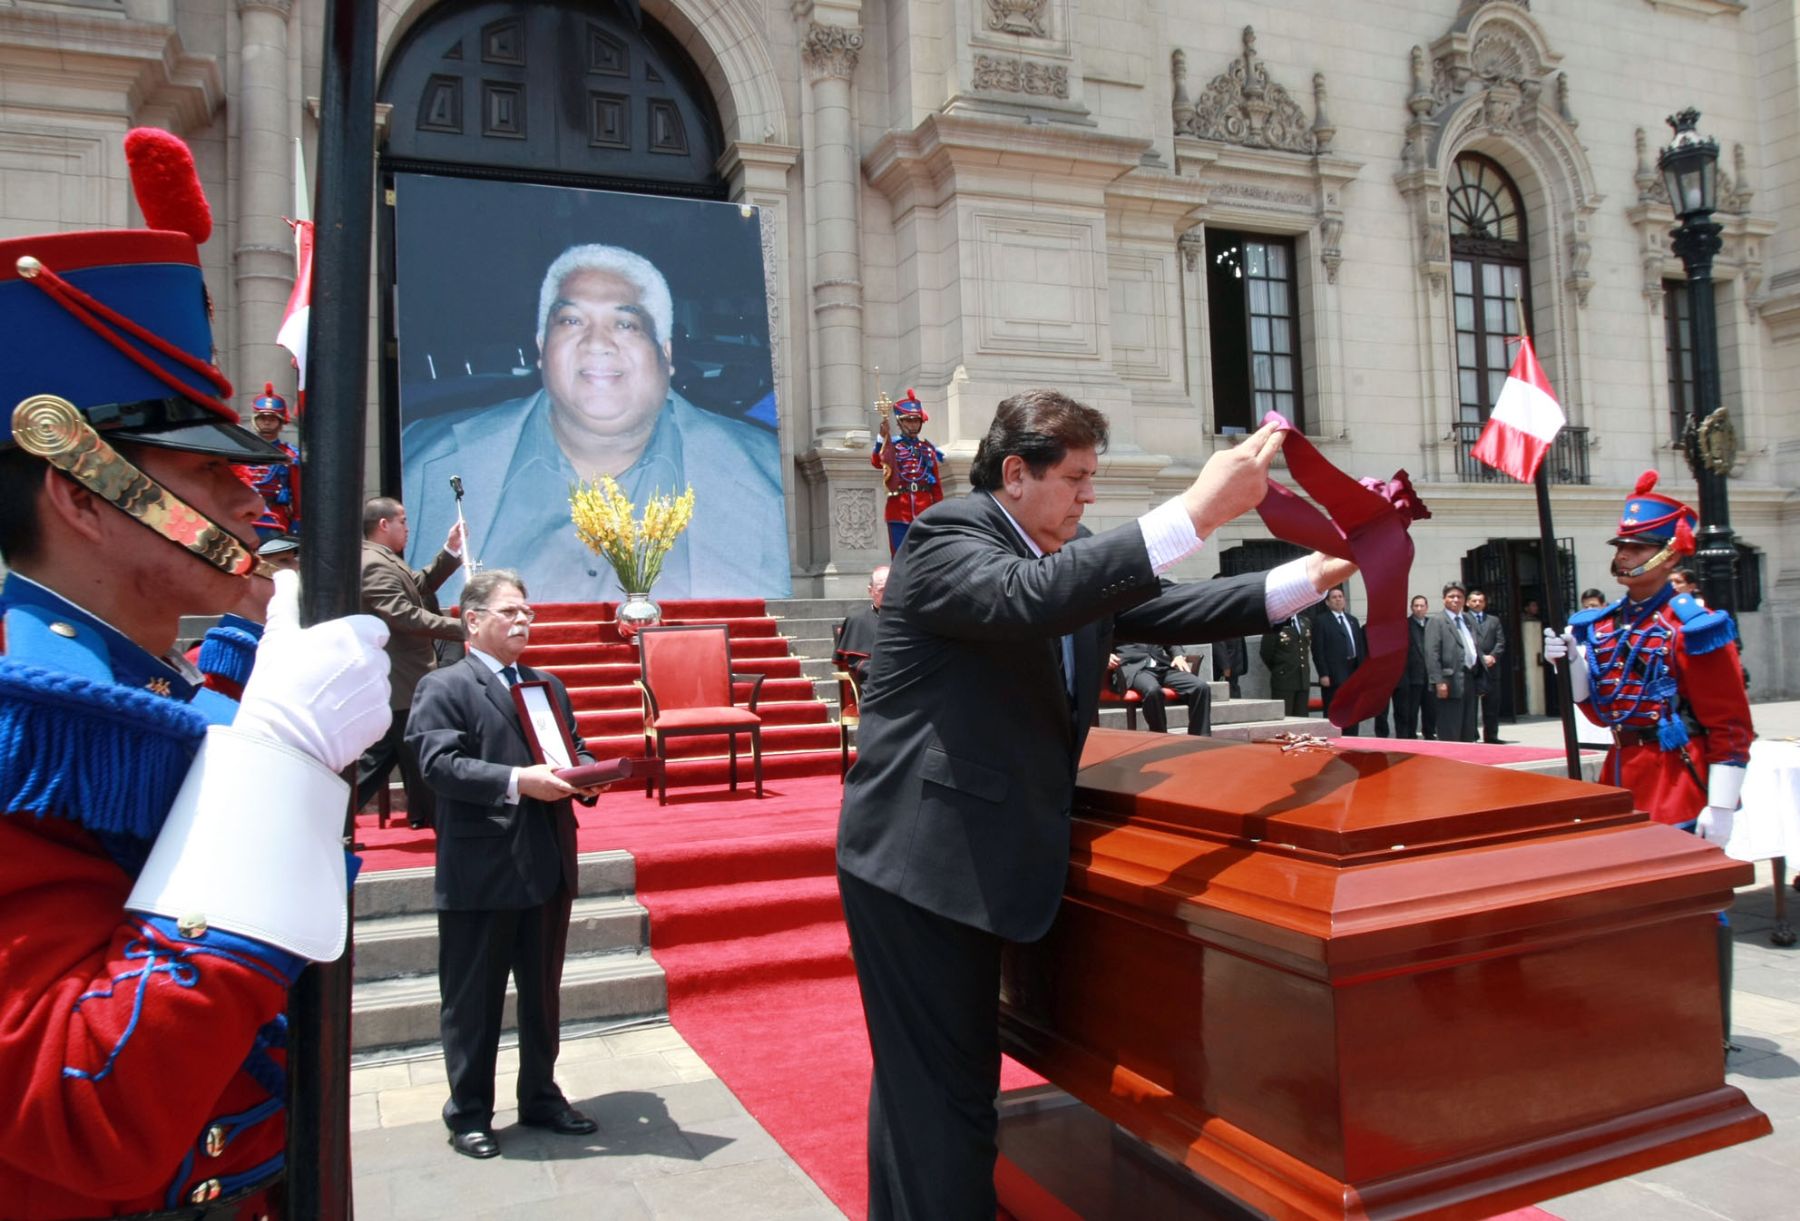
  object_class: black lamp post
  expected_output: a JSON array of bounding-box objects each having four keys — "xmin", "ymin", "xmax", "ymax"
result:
[{"xmin": 1658, "ymin": 107, "xmax": 1739, "ymax": 614}]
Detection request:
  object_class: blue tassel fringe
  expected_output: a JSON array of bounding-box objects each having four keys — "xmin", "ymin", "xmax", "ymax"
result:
[
  {"xmin": 0, "ymin": 658, "xmax": 206, "ymax": 841},
  {"xmin": 196, "ymin": 624, "xmax": 260, "ymax": 689},
  {"xmin": 1658, "ymin": 715, "xmax": 1690, "ymax": 750}
]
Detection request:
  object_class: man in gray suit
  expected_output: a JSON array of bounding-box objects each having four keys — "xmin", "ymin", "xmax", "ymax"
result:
[
  {"xmin": 408, "ymin": 569, "xmax": 602, "ymax": 1160},
  {"xmin": 1466, "ymin": 588, "xmax": 1507, "ymax": 743},
  {"xmin": 836, "ymin": 395, "xmax": 1355, "ymax": 1219},
  {"xmin": 1423, "ymin": 580, "xmax": 1480, "ymax": 742}
]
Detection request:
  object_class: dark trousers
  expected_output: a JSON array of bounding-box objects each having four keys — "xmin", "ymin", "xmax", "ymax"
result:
[
  {"xmin": 840, "ymin": 868, "xmax": 1004, "ymax": 1221},
  {"xmin": 1320, "ymin": 680, "xmax": 1390, "ymax": 737},
  {"xmin": 1275, "ymin": 686, "xmax": 1308, "ymax": 717},
  {"xmin": 1433, "ymin": 670, "xmax": 1480, "ymax": 742},
  {"xmin": 1476, "ymin": 663, "xmax": 1504, "ymax": 743},
  {"xmin": 1392, "ymin": 680, "xmax": 1434, "ymax": 739},
  {"xmin": 437, "ymin": 886, "xmax": 574, "ymax": 1133},
  {"xmin": 356, "ymin": 704, "xmax": 436, "ymax": 827},
  {"xmin": 1125, "ymin": 668, "xmax": 1212, "ymax": 735}
]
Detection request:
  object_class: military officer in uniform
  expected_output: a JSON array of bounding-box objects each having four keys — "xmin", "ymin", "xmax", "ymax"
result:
[
  {"xmin": 1260, "ymin": 611, "xmax": 1312, "ymax": 717},
  {"xmin": 0, "ymin": 128, "xmax": 392, "ymax": 1219},
  {"xmin": 232, "ymin": 382, "xmax": 300, "ymax": 538},
  {"xmin": 873, "ymin": 389, "xmax": 944, "ymax": 554}
]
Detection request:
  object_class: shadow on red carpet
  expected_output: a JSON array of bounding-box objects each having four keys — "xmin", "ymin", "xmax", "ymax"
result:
[{"xmin": 354, "ymin": 769, "xmax": 1562, "ymax": 1220}]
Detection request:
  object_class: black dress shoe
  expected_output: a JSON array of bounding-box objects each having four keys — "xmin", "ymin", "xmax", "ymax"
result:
[
  {"xmin": 449, "ymin": 1130, "xmax": 499, "ymax": 1159},
  {"xmin": 519, "ymin": 1107, "xmax": 598, "ymax": 1136}
]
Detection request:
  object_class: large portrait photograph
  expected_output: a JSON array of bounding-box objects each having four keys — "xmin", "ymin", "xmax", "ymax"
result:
[{"xmin": 393, "ymin": 173, "xmax": 789, "ymax": 604}]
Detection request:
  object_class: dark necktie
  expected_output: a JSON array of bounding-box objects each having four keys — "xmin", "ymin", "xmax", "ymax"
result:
[
  {"xmin": 501, "ymin": 664, "xmax": 520, "ymax": 687},
  {"xmin": 1337, "ymin": 612, "xmax": 1355, "ymax": 657}
]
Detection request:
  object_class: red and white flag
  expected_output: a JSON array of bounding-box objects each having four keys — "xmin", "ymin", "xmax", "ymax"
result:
[
  {"xmin": 276, "ymin": 217, "xmax": 313, "ymax": 397},
  {"xmin": 1469, "ymin": 335, "xmax": 1565, "ymax": 483}
]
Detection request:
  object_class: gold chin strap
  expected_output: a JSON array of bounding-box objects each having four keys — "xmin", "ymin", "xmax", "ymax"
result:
[
  {"xmin": 12, "ymin": 394, "xmax": 275, "ymax": 579},
  {"xmin": 1620, "ymin": 541, "xmax": 1678, "ymax": 579}
]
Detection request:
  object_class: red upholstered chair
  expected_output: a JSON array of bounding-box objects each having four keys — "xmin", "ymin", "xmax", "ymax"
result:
[
  {"xmin": 635, "ymin": 624, "xmax": 764, "ymax": 804},
  {"xmin": 1097, "ymin": 684, "xmax": 1180, "ymax": 731},
  {"xmin": 834, "ymin": 669, "xmax": 862, "ymax": 778}
]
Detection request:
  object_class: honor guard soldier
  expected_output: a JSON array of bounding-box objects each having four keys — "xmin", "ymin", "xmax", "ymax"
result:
[
  {"xmin": 872, "ymin": 389, "xmax": 944, "ymax": 554},
  {"xmin": 0, "ymin": 129, "xmax": 392, "ymax": 1219},
  {"xmin": 1544, "ymin": 472, "xmax": 1753, "ymax": 1050},
  {"xmin": 233, "ymin": 383, "xmax": 300, "ymax": 539}
]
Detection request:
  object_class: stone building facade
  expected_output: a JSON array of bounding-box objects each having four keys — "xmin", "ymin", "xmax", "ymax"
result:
[{"xmin": 4, "ymin": 0, "xmax": 1798, "ymax": 696}]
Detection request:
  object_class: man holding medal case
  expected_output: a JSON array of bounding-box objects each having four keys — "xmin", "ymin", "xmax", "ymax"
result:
[{"xmin": 407, "ymin": 568, "xmax": 629, "ymax": 1159}]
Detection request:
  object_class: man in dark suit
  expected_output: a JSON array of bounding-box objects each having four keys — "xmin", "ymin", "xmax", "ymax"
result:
[
  {"xmin": 358, "ymin": 496, "xmax": 466, "ymax": 828},
  {"xmin": 836, "ymin": 394, "xmax": 1354, "ymax": 1219},
  {"xmin": 1466, "ymin": 589, "xmax": 1506, "ymax": 743},
  {"xmin": 1423, "ymin": 581, "xmax": 1480, "ymax": 742},
  {"xmin": 1109, "ymin": 642, "xmax": 1212, "ymax": 734},
  {"xmin": 1391, "ymin": 594, "xmax": 1436, "ymax": 739},
  {"xmin": 832, "ymin": 564, "xmax": 889, "ymax": 688},
  {"xmin": 1210, "ymin": 616, "xmax": 1248, "ymax": 700},
  {"xmin": 407, "ymin": 569, "xmax": 602, "ymax": 1160},
  {"xmin": 1309, "ymin": 586, "xmax": 1387, "ymax": 735}
]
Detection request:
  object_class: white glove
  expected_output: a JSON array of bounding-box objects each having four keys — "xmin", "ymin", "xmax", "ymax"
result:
[
  {"xmin": 1696, "ymin": 805, "xmax": 1735, "ymax": 847},
  {"xmin": 232, "ymin": 569, "xmax": 394, "ymax": 772},
  {"xmin": 1543, "ymin": 627, "xmax": 1589, "ymax": 702}
]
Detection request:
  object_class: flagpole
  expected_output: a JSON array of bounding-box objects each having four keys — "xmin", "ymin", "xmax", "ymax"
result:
[{"xmin": 1513, "ymin": 288, "xmax": 1583, "ymax": 781}]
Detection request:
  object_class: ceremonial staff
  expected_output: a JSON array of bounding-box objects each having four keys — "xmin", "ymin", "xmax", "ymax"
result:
[{"xmin": 289, "ymin": 0, "xmax": 378, "ymax": 1213}]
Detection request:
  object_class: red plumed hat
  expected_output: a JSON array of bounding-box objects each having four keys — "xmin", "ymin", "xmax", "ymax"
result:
[
  {"xmin": 1610, "ymin": 470, "xmax": 1697, "ymax": 553},
  {"xmin": 893, "ymin": 389, "xmax": 927, "ymax": 421}
]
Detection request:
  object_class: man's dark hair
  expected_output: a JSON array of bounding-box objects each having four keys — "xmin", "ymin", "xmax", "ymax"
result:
[
  {"xmin": 363, "ymin": 496, "xmax": 403, "ymax": 538},
  {"xmin": 1442, "ymin": 580, "xmax": 1467, "ymax": 597},
  {"xmin": 0, "ymin": 450, "xmax": 45, "ymax": 564},
  {"xmin": 967, "ymin": 389, "xmax": 1108, "ymax": 491},
  {"xmin": 460, "ymin": 568, "xmax": 527, "ymax": 617},
  {"xmin": 1675, "ymin": 567, "xmax": 1701, "ymax": 586},
  {"xmin": 1467, "ymin": 587, "xmax": 1485, "ymax": 600},
  {"xmin": 1580, "ymin": 587, "xmax": 1604, "ymax": 603}
]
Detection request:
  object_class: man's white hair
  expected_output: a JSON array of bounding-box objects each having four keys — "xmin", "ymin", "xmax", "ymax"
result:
[{"xmin": 535, "ymin": 244, "xmax": 674, "ymax": 348}]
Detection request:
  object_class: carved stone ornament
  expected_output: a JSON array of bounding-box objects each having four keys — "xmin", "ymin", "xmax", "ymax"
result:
[
  {"xmin": 833, "ymin": 487, "xmax": 879, "ymax": 550},
  {"xmin": 974, "ymin": 54, "xmax": 1069, "ymax": 99},
  {"xmin": 802, "ymin": 22, "xmax": 863, "ymax": 80},
  {"xmin": 1171, "ymin": 28, "xmax": 1318, "ymax": 154},
  {"xmin": 986, "ymin": 0, "xmax": 1048, "ymax": 39}
]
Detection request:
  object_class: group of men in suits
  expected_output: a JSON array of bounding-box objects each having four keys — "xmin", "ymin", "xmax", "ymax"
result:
[{"xmin": 836, "ymin": 393, "xmax": 1355, "ymax": 1218}]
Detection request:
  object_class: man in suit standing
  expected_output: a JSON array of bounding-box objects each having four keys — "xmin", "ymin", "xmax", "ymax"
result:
[
  {"xmin": 408, "ymin": 569, "xmax": 602, "ymax": 1160},
  {"xmin": 836, "ymin": 394, "xmax": 1354, "ymax": 1219},
  {"xmin": 1392, "ymin": 594, "xmax": 1436, "ymax": 739},
  {"xmin": 1109, "ymin": 642, "xmax": 1212, "ymax": 735},
  {"xmin": 1466, "ymin": 589, "xmax": 1506, "ymax": 743},
  {"xmin": 359, "ymin": 496, "xmax": 467, "ymax": 828},
  {"xmin": 1212, "ymin": 631, "xmax": 1247, "ymax": 700},
  {"xmin": 833, "ymin": 564, "xmax": 889, "ymax": 688},
  {"xmin": 1309, "ymin": 587, "xmax": 1386, "ymax": 735},
  {"xmin": 1260, "ymin": 612, "xmax": 1312, "ymax": 716},
  {"xmin": 1423, "ymin": 581, "xmax": 1480, "ymax": 742}
]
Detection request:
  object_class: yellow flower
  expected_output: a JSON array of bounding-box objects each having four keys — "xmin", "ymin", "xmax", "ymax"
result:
[{"xmin": 569, "ymin": 477, "xmax": 697, "ymax": 592}]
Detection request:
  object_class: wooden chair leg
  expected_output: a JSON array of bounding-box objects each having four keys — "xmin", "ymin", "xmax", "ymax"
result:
[
  {"xmin": 656, "ymin": 732, "xmax": 668, "ymax": 806},
  {"xmin": 752, "ymin": 727, "xmax": 763, "ymax": 797},
  {"xmin": 840, "ymin": 724, "xmax": 850, "ymax": 779},
  {"xmin": 643, "ymin": 734, "xmax": 655, "ymax": 798},
  {"xmin": 728, "ymin": 732, "xmax": 739, "ymax": 792},
  {"xmin": 1125, "ymin": 705, "xmax": 1137, "ymax": 731}
]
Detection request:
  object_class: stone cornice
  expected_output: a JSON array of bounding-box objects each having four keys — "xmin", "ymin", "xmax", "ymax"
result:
[
  {"xmin": 864, "ymin": 114, "xmax": 1150, "ymax": 213},
  {"xmin": 236, "ymin": 0, "xmax": 294, "ymax": 17},
  {"xmin": 0, "ymin": 9, "xmax": 222, "ymax": 132}
]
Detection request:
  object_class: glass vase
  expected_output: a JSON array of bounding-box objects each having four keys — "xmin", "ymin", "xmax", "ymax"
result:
[{"xmin": 616, "ymin": 591, "xmax": 662, "ymax": 640}]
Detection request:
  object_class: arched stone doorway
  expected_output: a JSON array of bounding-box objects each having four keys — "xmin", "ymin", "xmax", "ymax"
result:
[{"xmin": 374, "ymin": 0, "xmax": 732, "ymax": 490}]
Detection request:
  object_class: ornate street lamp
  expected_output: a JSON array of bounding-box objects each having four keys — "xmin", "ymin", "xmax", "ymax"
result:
[{"xmin": 1658, "ymin": 107, "xmax": 1738, "ymax": 614}]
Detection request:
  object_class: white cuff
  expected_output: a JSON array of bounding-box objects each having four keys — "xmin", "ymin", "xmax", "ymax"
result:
[
  {"xmin": 1138, "ymin": 497, "xmax": 1205, "ymax": 574},
  {"xmin": 1567, "ymin": 637, "xmax": 1591, "ymax": 703},
  {"xmin": 506, "ymin": 766, "xmax": 521, "ymax": 805},
  {"xmin": 1263, "ymin": 557, "xmax": 1324, "ymax": 624},
  {"xmin": 127, "ymin": 725, "xmax": 349, "ymax": 962},
  {"xmin": 1708, "ymin": 763, "xmax": 1746, "ymax": 811}
]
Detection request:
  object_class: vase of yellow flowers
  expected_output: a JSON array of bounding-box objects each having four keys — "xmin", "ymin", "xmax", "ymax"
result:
[{"xmin": 569, "ymin": 477, "xmax": 696, "ymax": 640}]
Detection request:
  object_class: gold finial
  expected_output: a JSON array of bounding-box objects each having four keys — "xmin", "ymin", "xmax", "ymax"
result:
[{"xmin": 15, "ymin": 255, "xmax": 41, "ymax": 279}]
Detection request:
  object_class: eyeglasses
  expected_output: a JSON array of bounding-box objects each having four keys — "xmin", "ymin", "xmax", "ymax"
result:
[{"xmin": 475, "ymin": 604, "xmax": 536, "ymax": 623}]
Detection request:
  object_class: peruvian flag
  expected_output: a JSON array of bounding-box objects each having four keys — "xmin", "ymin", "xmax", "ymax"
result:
[
  {"xmin": 1470, "ymin": 335, "xmax": 1565, "ymax": 483},
  {"xmin": 276, "ymin": 217, "xmax": 313, "ymax": 398}
]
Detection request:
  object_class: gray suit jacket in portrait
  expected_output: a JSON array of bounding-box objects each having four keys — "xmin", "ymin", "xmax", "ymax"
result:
[
  {"xmin": 836, "ymin": 491, "xmax": 1274, "ymax": 944},
  {"xmin": 400, "ymin": 388, "xmax": 789, "ymax": 605},
  {"xmin": 407, "ymin": 656, "xmax": 592, "ymax": 912},
  {"xmin": 1423, "ymin": 609, "xmax": 1476, "ymax": 699}
]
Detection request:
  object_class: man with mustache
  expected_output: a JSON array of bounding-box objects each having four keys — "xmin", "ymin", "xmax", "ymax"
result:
[
  {"xmin": 400, "ymin": 243, "xmax": 788, "ymax": 604},
  {"xmin": 407, "ymin": 570, "xmax": 604, "ymax": 1159}
]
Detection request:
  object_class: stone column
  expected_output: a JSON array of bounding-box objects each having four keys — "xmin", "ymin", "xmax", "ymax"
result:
[
  {"xmin": 801, "ymin": 20, "xmax": 867, "ymax": 441},
  {"xmin": 234, "ymin": 0, "xmax": 295, "ymax": 400}
]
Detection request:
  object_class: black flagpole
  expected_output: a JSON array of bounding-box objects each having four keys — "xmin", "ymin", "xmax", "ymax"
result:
[
  {"xmin": 1532, "ymin": 463, "xmax": 1584, "ymax": 781},
  {"xmin": 289, "ymin": 0, "xmax": 377, "ymax": 1214}
]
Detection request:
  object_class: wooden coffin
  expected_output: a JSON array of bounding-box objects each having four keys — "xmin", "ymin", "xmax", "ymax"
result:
[{"xmin": 998, "ymin": 729, "xmax": 1770, "ymax": 1220}]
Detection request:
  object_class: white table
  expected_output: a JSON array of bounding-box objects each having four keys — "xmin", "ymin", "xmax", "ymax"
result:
[{"xmin": 1730, "ymin": 738, "xmax": 1800, "ymax": 946}]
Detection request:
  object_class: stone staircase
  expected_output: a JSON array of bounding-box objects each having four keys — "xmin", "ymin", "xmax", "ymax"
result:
[
  {"xmin": 350, "ymin": 851, "xmax": 667, "ymax": 1055},
  {"xmin": 765, "ymin": 596, "xmax": 1316, "ymax": 740}
]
